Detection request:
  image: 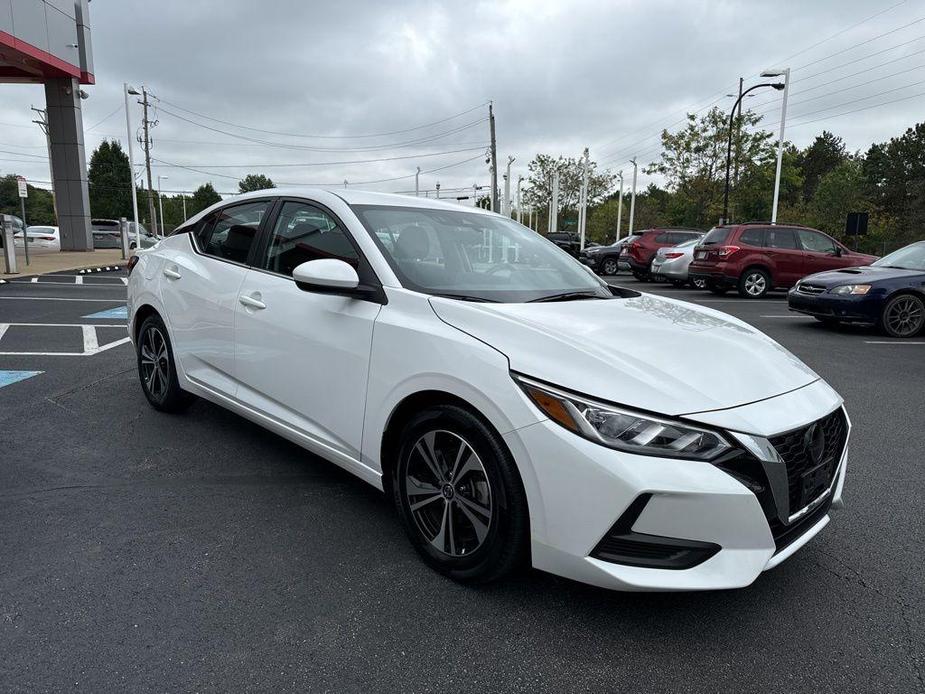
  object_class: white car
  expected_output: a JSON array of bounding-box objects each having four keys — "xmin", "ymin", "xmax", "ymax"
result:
[
  {"xmin": 127, "ymin": 189, "xmax": 850, "ymax": 591},
  {"xmin": 15, "ymin": 225, "xmax": 61, "ymax": 253},
  {"xmin": 650, "ymin": 238, "xmax": 704, "ymax": 288}
]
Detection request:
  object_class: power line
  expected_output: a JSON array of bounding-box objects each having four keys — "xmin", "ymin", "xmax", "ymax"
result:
[
  {"xmin": 788, "ymin": 89, "xmax": 925, "ymax": 128},
  {"xmin": 155, "ymin": 98, "xmax": 490, "ymax": 139},
  {"xmin": 791, "ymin": 14, "xmax": 925, "ymax": 71},
  {"xmin": 86, "ymin": 104, "xmax": 124, "ymax": 132}
]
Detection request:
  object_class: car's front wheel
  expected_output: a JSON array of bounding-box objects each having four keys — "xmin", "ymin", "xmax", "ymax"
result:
[
  {"xmin": 392, "ymin": 405, "xmax": 529, "ymax": 584},
  {"xmin": 738, "ymin": 268, "xmax": 771, "ymax": 298},
  {"xmin": 601, "ymin": 257, "xmax": 619, "ymax": 276},
  {"xmin": 136, "ymin": 314, "xmax": 193, "ymax": 412},
  {"xmin": 880, "ymin": 293, "xmax": 925, "ymax": 338}
]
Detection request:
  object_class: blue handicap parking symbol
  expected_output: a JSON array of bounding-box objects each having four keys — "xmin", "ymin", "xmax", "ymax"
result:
[
  {"xmin": 83, "ymin": 306, "xmax": 128, "ymax": 320},
  {"xmin": 0, "ymin": 370, "xmax": 43, "ymax": 389}
]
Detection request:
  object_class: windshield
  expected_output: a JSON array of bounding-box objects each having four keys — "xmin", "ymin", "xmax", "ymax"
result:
[
  {"xmin": 675, "ymin": 238, "xmax": 700, "ymax": 249},
  {"xmin": 700, "ymin": 227, "xmax": 730, "ymax": 246},
  {"xmin": 352, "ymin": 204, "xmax": 611, "ymax": 302},
  {"xmin": 872, "ymin": 243, "xmax": 925, "ymax": 271}
]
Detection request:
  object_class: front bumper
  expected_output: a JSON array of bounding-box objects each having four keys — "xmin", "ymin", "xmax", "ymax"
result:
[
  {"xmin": 787, "ymin": 288, "xmax": 881, "ymax": 325},
  {"xmin": 504, "ymin": 380, "xmax": 848, "ymax": 591}
]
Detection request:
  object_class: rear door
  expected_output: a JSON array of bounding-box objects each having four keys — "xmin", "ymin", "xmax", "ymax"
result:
[
  {"xmin": 797, "ymin": 229, "xmax": 843, "ymax": 275},
  {"xmin": 159, "ymin": 199, "xmax": 272, "ymax": 396},
  {"xmin": 763, "ymin": 227, "xmax": 804, "ymax": 286}
]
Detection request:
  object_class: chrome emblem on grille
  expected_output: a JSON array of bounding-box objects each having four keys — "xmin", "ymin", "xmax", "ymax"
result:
[{"xmin": 803, "ymin": 422, "xmax": 826, "ymax": 466}]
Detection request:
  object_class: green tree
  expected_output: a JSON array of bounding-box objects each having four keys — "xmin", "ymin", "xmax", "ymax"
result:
[
  {"xmin": 190, "ymin": 183, "xmax": 222, "ymax": 216},
  {"xmin": 803, "ymin": 160, "xmax": 867, "ymax": 238},
  {"xmin": 238, "ymin": 173, "xmax": 275, "ymax": 193},
  {"xmin": 797, "ymin": 131, "xmax": 848, "ymax": 202},
  {"xmin": 522, "ymin": 154, "xmax": 614, "ymax": 228},
  {"xmin": 87, "ymin": 140, "xmax": 133, "ymax": 219},
  {"xmin": 862, "ymin": 122, "xmax": 925, "ymax": 247},
  {"xmin": 0, "ymin": 174, "xmax": 57, "ymax": 226}
]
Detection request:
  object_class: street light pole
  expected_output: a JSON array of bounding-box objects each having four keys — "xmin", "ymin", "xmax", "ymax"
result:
[
  {"xmin": 615, "ymin": 170, "xmax": 624, "ymax": 242},
  {"xmin": 516, "ymin": 175, "xmax": 523, "ymax": 223},
  {"xmin": 763, "ymin": 68, "xmax": 791, "ymax": 224},
  {"xmin": 721, "ymin": 80, "xmax": 785, "ymax": 225},
  {"xmin": 415, "ymin": 167, "xmax": 421, "ymax": 197},
  {"xmin": 503, "ymin": 156, "xmax": 515, "ymax": 216},
  {"xmin": 628, "ymin": 158, "xmax": 638, "ymax": 235},
  {"xmin": 157, "ymin": 175, "xmax": 167, "ymax": 235},
  {"xmin": 124, "ymin": 84, "xmax": 141, "ymax": 247},
  {"xmin": 578, "ymin": 147, "xmax": 589, "ymax": 251}
]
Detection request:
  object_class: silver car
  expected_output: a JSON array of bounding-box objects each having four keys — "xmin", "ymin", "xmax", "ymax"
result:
[
  {"xmin": 650, "ymin": 238, "xmax": 706, "ymax": 288},
  {"xmin": 91, "ymin": 219, "xmax": 157, "ymax": 250}
]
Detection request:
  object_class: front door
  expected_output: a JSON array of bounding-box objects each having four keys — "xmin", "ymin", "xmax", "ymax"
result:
[
  {"xmin": 233, "ymin": 199, "xmax": 382, "ymax": 463},
  {"xmin": 798, "ymin": 229, "xmax": 843, "ymax": 275},
  {"xmin": 160, "ymin": 199, "xmax": 271, "ymax": 395}
]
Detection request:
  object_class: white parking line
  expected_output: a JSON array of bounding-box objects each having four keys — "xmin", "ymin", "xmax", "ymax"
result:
[
  {"xmin": 864, "ymin": 341, "xmax": 925, "ymax": 345},
  {"xmin": 81, "ymin": 325, "xmax": 99, "ymax": 352},
  {"xmin": 30, "ymin": 277, "xmax": 38, "ymax": 283},
  {"xmin": 0, "ymin": 322, "xmax": 131, "ymax": 356},
  {"xmin": 0, "ymin": 322, "xmax": 125, "ymax": 327},
  {"xmin": 759, "ymin": 315, "xmax": 813, "ymax": 318},
  {"xmin": 0, "ymin": 296, "xmax": 125, "ymax": 303}
]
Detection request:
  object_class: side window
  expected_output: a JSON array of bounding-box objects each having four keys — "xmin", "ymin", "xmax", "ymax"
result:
[
  {"xmin": 197, "ymin": 201, "xmax": 270, "ymax": 264},
  {"xmin": 739, "ymin": 228, "xmax": 766, "ymax": 247},
  {"xmin": 766, "ymin": 228, "xmax": 799, "ymax": 250},
  {"xmin": 264, "ymin": 201, "xmax": 359, "ymax": 277},
  {"xmin": 655, "ymin": 232, "xmax": 671, "ymax": 243},
  {"xmin": 797, "ymin": 229, "xmax": 836, "ymax": 254}
]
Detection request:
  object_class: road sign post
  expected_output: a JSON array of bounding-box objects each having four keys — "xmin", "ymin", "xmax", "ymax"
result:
[
  {"xmin": 16, "ymin": 176, "xmax": 29, "ymax": 266},
  {"xmin": 2, "ymin": 215, "xmax": 17, "ymax": 274}
]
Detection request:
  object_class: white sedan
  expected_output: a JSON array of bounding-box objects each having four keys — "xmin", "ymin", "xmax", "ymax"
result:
[
  {"xmin": 127, "ymin": 189, "xmax": 850, "ymax": 591},
  {"xmin": 15, "ymin": 225, "xmax": 60, "ymax": 253}
]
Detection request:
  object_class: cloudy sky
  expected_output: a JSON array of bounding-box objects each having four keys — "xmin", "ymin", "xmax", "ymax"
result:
[{"xmin": 2, "ymin": 0, "xmax": 923, "ymax": 201}]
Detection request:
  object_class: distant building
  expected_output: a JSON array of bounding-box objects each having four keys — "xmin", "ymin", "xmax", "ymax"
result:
[{"xmin": 1, "ymin": 0, "xmax": 94, "ymax": 250}]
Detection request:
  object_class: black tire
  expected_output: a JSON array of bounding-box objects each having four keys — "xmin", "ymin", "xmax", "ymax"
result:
[
  {"xmin": 392, "ymin": 405, "xmax": 529, "ymax": 584},
  {"xmin": 601, "ymin": 256, "xmax": 619, "ymax": 276},
  {"xmin": 136, "ymin": 314, "xmax": 193, "ymax": 412},
  {"xmin": 706, "ymin": 280, "xmax": 728, "ymax": 295},
  {"xmin": 690, "ymin": 277, "xmax": 708, "ymax": 290},
  {"xmin": 671, "ymin": 279, "xmax": 686, "ymax": 288},
  {"xmin": 879, "ymin": 293, "xmax": 925, "ymax": 338},
  {"xmin": 738, "ymin": 268, "xmax": 771, "ymax": 299}
]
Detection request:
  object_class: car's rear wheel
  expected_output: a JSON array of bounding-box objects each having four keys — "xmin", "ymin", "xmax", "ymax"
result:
[
  {"xmin": 691, "ymin": 277, "xmax": 707, "ymax": 290},
  {"xmin": 601, "ymin": 257, "xmax": 619, "ymax": 276},
  {"xmin": 136, "ymin": 314, "xmax": 193, "ymax": 412},
  {"xmin": 738, "ymin": 268, "xmax": 771, "ymax": 298},
  {"xmin": 392, "ymin": 405, "xmax": 529, "ymax": 584},
  {"xmin": 880, "ymin": 293, "xmax": 925, "ymax": 338}
]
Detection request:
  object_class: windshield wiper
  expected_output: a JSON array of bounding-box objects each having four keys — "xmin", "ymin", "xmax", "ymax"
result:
[
  {"xmin": 529, "ymin": 291, "xmax": 607, "ymax": 303},
  {"xmin": 431, "ymin": 293, "xmax": 500, "ymax": 303}
]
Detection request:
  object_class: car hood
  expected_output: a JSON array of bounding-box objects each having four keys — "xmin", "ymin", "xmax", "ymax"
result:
[
  {"xmin": 430, "ymin": 293, "xmax": 819, "ymax": 417},
  {"xmin": 801, "ymin": 264, "xmax": 924, "ymax": 287}
]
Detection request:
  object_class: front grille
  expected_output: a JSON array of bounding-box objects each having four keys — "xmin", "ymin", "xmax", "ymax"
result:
[
  {"xmin": 768, "ymin": 494, "xmax": 833, "ymax": 553},
  {"xmin": 769, "ymin": 408, "xmax": 848, "ymax": 515},
  {"xmin": 798, "ymin": 283, "xmax": 826, "ymax": 295}
]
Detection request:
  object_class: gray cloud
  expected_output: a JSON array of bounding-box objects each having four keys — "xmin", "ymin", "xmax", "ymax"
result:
[{"xmin": 2, "ymin": 0, "xmax": 923, "ymax": 200}]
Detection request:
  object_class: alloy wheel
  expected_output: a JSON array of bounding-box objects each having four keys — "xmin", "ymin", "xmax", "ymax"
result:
[
  {"xmin": 602, "ymin": 258, "xmax": 618, "ymax": 275},
  {"xmin": 744, "ymin": 272, "xmax": 767, "ymax": 297},
  {"xmin": 692, "ymin": 278, "xmax": 707, "ymax": 289},
  {"xmin": 404, "ymin": 430, "xmax": 492, "ymax": 557},
  {"xmin": 140, "ymin": 326, "xmax": 170, "ymax": 402},
  {"xmin": 884, "ymin": 295, "xmax": 924, "ymax": 337}
]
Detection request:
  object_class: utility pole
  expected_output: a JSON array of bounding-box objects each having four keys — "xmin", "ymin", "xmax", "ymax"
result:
[
  {"xmin": 137, "ymin": 86, "xmax": 158, "ymax": 236},
  {"xmin": 733, "ymin": 77, "xmax": 743, "ymax": 188},
  {"xmin": 488, "ymin": 102, "xmax": 499, "ymax": 213},
  {"xmin": 628, "ymin": 157, "xmax": 638, "ymax": 235},
  {"xmin": 548, "ymin": 171, "xmax": 559, "ymax": 234},
  {"xmin": 415, "ymin": 167, "xmax": 421, "ymax": 197},
  {"xmin": 30, "ymin": 107, "xmax": 57, "ymax": 222},
  {"xmin": 157, "ymin": 175, "xmax": 167, "ymax": 233},
  {"xmin": 516, "ymin": 175, "xmax": 523, "ymax": 223},
  {"xmin": 616, "ymin": 170, "xmax": 624, "ymax": 242},
  {"xmin": 436, "ymin": 182, "xmax": 441, "ymax": 199},
  {"xmin": 578, "ymin": 147, "xmax": 589, "ymax": 251}
]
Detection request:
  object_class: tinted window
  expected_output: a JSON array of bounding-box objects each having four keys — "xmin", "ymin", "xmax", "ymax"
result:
[
  {"xmin": 264, "ymin": 201, "xmax": 358, "ymax": 276},
  {"xmin": 655, "ymin": 232, "xmax": 671, "ymax": 243},
  {"xmin": 674, "ymin": 232, "xmax": 701, "ymax": 243},
  {"xmin": 739, "ymin": 228, "xmax": 766, "ymax": 246},
  {"xmin": 198, "ymin": 200, "xmax": 270, "ymax": 264},
  {"xmin": 700, "ymin": 227, "xmax": 730, "ymax": 246},
  {"xmin": 766, "ymin": 228, "xmax": 799, "ymax": 250},
  {"xmin": 797, "ymin": 229, "xmax": 836, "ymax": 254}
]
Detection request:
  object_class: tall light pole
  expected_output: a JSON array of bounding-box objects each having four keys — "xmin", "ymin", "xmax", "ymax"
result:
[
  {"xmin": 415, "ymin": 166, "xmax": 421, "ymax": 197},
  {"xmin": 157, "ymin": 175, "xmax": 168, "ymax": 235},
  {"xmin": 578, "ymin": 147, "xmax": 589, "ymax": 251},
  {"xmin": 763, "ymin": 68, "xmax": 791, "ymax": 224},
  {"xmin": 516, "ymin": 175, "xmax": 523, "ymax": 223},
  {"xmin": 548, "ymin": 171, "xmax": 559, "ymax": 234},
  {"xmin": 503, "ymin": 155, "xmax": 515, "ymax": 216},
  {"xmin": 124, "ymin": 85, "xmax": 142, "ymax": 247},
  {"xmin": 628, "ymin": 158, "xmax": 638, "ymax": 235},
  {"xmin": 722, "ymin": 81, "xmax": 784, "ymax": 225},
  {"xmin": 615, "ymin": 170, "xmax": 624, "ymax": 242},
  {"xmin": 181, "ymin": 192, "xmax": 187, "ymax": 221}
]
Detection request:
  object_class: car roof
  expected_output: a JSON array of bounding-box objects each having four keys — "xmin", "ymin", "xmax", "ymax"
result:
[{"xmin": 181, "ymin": 187, "xmax": 498, "ymax": 230}]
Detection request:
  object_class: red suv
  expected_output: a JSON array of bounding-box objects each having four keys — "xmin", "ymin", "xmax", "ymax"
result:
[
  {"xmin": 625, "ymin": 228, "xmax": 703, "ymax": 280},
  {"xmin": 688, "ymin": 223, "xmax": 878, "ymax": 298}
]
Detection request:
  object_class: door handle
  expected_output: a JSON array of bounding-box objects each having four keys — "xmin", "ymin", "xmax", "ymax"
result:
[
  {"xmin": 163, "ymin": 267, "xmax": 181, "ymax": 280},
  {"xmin": 239, "ymin": 293, "xmax": 267, "ymax": 310}
]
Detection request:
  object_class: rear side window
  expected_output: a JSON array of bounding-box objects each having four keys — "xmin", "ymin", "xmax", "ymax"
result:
[
  {"xmin": 739, "ymin": 228, "xmax": 766, "ymax": 247},
  {"xmin": 766, "ymin": 228, "xmax": 799, "ymax": 250},
  {"xmin": 655, "ymin": 232, "xmax": 671, "ymax": 243},
  {"xmin": 197, "ymin": 200, "xmax": 271, "ymax": 264},
  {"xmin": 673, "ymin": 232, "xmax": 700, "ymax": 243},
  {"xmin": 700, "ymin": 227, "xmax": 730, "ymax": 246}
]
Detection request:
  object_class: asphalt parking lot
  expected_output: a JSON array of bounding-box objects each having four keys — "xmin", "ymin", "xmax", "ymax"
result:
[{"xmin": 1, "ymin": 272, "xmax": 922, "ymax": 693}]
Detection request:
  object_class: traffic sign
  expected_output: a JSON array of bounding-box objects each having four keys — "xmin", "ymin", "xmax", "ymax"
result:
[{"xmin": 16, "ymin": 176, "xmax": 27, "ymax": 198}]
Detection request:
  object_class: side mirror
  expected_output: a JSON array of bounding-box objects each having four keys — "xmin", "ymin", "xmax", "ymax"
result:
[
  {"xmin": 835, "ymin": 247, "xmax": 844, "ymax": 257},
  {"xmin": 292, "ymin": 259, "xmax": 385, "ymax": 303}
]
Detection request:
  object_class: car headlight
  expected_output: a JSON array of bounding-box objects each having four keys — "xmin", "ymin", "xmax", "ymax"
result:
[
  {"xmin": 830, "ymin": 284, "xmax": 871, "ymax": 295},
  {"xmin": 513, "ymin": 374, "xmax": 731, "ymax": 461}
]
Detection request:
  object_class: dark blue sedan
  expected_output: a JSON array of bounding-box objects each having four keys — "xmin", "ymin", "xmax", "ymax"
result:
[{"xmin": 788, "ymin": 240, "xmax": 925, "ymax": 338}]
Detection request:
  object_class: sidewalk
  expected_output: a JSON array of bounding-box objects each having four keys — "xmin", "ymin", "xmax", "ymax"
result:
[{"xmin": 2, "ymin": 249, "xmax": 127, "ymax": 278}]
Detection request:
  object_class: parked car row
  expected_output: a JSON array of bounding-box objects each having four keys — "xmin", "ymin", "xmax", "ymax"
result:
[
  {"xmin": 1, "ymin": 217, "xmax": 159, "ymax": 252},
  {"xmin": 578, "ymin": 223, "xmax": 924, "ymax": 338}
]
